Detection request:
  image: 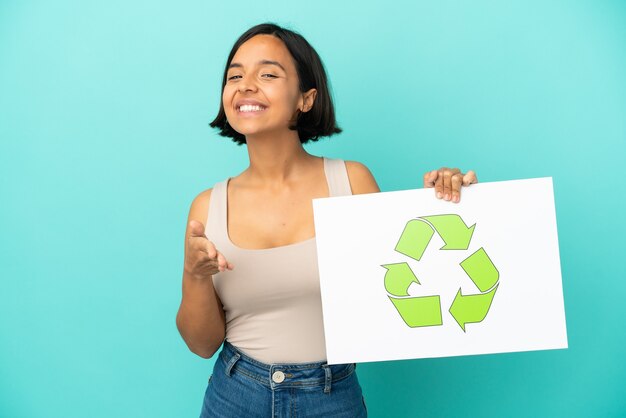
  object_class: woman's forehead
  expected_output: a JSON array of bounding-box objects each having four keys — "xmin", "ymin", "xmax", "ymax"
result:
[{"xmin": 230, "ymin": 35, "xmax": 294, "ymax": 70}]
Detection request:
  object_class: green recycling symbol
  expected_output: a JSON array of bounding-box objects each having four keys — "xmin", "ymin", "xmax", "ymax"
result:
[{"xmin": 382, "ymin": 214, "xmax": 500, "ymax": 332}]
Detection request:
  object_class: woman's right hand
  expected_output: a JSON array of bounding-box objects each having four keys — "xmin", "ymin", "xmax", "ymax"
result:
[{"xmin": 184, "ymin": 220, "xmax": 234, "ymax": 279}]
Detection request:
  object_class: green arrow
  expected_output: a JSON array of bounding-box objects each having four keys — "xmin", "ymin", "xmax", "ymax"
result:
[
  {"xmin": 460, "ymin": 247, "xmax": 499, "ymax": 292},
  {"xmin": 422, "ymin": 214, "xmax": 475, "ymax": 250},
  {"xmin": 382, "ymin": 263, "xmax": 420, "ymax": 296},
  {"xmin": 394, "ymin": 219, "xmax": 434, "ymax": 261},
  {"xmin": 449, "ymin": 284, "xmax": 499, "ymax": 332},
  {"xmin": 388, "ymin": 295, "xmax": 443, "ymax": 327}
]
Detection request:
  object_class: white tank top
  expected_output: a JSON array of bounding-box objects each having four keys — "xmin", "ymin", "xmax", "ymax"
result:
[{"xmin": 205, "ymin": 157, "xmax": 352, "ymax": 363}]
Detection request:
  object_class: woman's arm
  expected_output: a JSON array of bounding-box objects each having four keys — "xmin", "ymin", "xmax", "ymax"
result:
[{"xmin": 175, "ymin": 190, "xmax": 231, "ymax": 359}]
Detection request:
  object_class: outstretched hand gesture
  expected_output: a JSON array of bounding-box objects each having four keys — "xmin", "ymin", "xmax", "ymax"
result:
[{"xmin": 184, "ymin": 220, "xmax": 234, "ymax": 278}]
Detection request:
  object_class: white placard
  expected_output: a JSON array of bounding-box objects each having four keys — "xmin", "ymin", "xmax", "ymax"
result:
[{"xmin": 313, "ymin": 177, "xmax": 568, "ymax": 364}]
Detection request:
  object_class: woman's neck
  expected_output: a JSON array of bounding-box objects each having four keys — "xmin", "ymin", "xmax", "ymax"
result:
[{"xmin": 242, "ymin": 130, "xmax": 317, "ymax": 186}]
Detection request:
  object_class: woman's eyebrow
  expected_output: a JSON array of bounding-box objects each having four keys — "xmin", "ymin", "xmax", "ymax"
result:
[
  {"xmin": 228, "ymin": 60, "xmax": 286, "ymax": 72},
  {"xmin": 258, "ymin": 60, "xmax": 286, "ymax": 72}
]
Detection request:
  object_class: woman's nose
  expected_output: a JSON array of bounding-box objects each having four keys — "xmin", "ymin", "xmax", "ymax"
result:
[{"xmin": 237, "ymin": 78, "xmax": 257, "ymax": 93}]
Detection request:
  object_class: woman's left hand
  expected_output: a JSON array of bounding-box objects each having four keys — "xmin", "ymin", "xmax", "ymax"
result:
[{"xmin": 423, "ymin": 167, "xmax": 478, "ymax": 203}]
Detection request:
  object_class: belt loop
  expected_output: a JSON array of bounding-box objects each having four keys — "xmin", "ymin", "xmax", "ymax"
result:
[
  {"xmin": 225, "ymin": 352, "xmax": 241, "ymax": 377},
  {"xmin": 322, "ymin": 364, "xmax": 332, "ymax": 394}
]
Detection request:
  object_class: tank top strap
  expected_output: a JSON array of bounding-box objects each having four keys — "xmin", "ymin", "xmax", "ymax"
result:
[
  {"xmin": 323, "ymin": 157, "xmax": 353, "ymax": 197},
  {"xmin": 206, "ymin": 179, "xmax": 228, "ymax": 241}
]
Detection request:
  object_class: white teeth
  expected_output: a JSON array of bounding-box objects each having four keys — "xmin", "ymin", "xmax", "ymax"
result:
[{"xmin": 238, "ymin": 104, "xmax": 265, "ymax": 112}]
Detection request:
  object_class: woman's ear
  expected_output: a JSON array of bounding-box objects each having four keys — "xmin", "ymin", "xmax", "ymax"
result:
[{"xmin": 300, "ymin": 88, "xmax": 317, "ymax": 112}]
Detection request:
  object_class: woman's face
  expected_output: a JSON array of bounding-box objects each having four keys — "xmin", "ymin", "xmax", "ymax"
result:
[{"xmin": 222, "ymin": 34, "xmax": 315, "ymax": 139}]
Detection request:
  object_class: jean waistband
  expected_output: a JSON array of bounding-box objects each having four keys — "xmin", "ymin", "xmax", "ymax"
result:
[{"xmin": 219, "ymin": 340, "xmax": 356, "ymax": 394}]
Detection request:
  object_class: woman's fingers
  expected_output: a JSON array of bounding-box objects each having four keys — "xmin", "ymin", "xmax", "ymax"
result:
[
  {"xmin": 212, "ymin": 251, "xmax": 234, "ymax": 273},
  {"xmin": 188, "ymin": 220, "xmax": 206, "ymax": 238},
  {"xmin": 443, "ymin": 169, "xmax": 452, "ymax": 200},
  {"xmin": 187, "ymin": 221, "xmax": 209, "ymax": 254},
  {"xmin": 443, "ymin": 169, "xmax": 450, "ymax": 199},
  {"xmin": 436, "ymin": 167, "xmax": 461, "ymax": 201},
  {"xmin": 434, "ymin": 168, "xmax": 445, "ymax": 198},
  {"xmin": 463, "ymin": 170, "xmax": 478, "ymax": 186},
  {"xmin": 205, "ymin": 240, "xmax": 217, "ymax": 259},
  {"xmin": 451, "ymin": 172, "xmax": 463, "ymax": 203},
  {"xmin": 199, "ymin": 247, "xmax": 233, "ymax": 275},
  {"xmin": 423, "ymin": 170, "xmax": 438, "ymax": 188},
  {"xmin": 216, "ymin": 251, "xmax": 227, "ymax": 272},
  {"xmin": 428, "ymin": 167, "xmax": 473, "ymax": 203}
]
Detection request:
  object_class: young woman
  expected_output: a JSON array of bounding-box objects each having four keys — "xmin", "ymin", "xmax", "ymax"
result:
[{"xmin": 176, "ymin": 23, "xmax": 477, "ymax": 418}]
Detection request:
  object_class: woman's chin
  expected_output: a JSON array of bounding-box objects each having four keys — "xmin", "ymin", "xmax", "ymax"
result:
[
  {"xmin": 232, "ymin": 126, "xmax": 281, "ymax": 140},
  {"xmin": 233, "ymin": 128, "xmax": 263, "ymax": 139}
]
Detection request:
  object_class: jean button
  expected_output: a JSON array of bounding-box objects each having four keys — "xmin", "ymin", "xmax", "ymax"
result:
[{"xmin": 272, "ymin": 371, "xmax": 285, "ymax": 383}]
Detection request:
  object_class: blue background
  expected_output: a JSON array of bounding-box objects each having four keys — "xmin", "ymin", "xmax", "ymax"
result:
[{"xmin": 1, "ymin": 1, "xmax": 625, "ymax": 417}]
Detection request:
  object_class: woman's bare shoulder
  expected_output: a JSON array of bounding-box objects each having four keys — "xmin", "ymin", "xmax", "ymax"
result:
[
  {"xmin": 344, "ymin": 160, "xmax": 381, "ymax": 195},
  {"xmin": 187, "ymin": 188, "xmax": 213, "ymax": 229}
]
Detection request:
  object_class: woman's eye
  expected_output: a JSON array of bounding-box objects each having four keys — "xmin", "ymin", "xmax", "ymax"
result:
[
  {"xmin": 261, "ymin": 74, "xmax": 278, "ymax": 78},
  {"xmin": 227, "ymin": 75, "xmax": 241, "ymax": 81}
]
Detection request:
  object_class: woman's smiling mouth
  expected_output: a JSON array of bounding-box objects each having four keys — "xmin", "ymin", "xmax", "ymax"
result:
[
  {"xmin": 234, "ymin": 99, "xmax": 269, "ymax": 116},
  {"xmin": 238, "ymin": 104, "xmax": 267, "ymax": 113},
  {"xmin": 236, "ymin": 105, "xmax": 268, "ymax": 118}
]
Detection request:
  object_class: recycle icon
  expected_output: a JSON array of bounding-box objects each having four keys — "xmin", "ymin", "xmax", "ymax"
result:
[{"xmin": 382, "ymin": 214, "xmax": 500, "ymax": 332}]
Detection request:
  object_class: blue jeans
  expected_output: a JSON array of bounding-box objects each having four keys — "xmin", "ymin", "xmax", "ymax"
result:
[{"xmin": 200, "ymin": 340, "xmax": 368, "ymax": 417}]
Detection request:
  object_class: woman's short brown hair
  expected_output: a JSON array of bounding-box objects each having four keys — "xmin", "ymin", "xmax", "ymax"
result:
[{"xmin": 209, "ymin": 23, "xmax": 342, "ymax": 145}]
